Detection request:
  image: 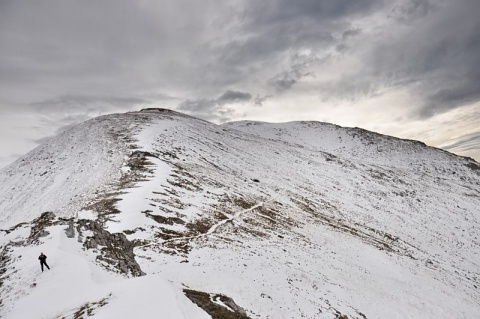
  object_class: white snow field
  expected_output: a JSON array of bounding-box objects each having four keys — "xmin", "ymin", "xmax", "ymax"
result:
[
  {"xmin": 1, "ymin": 226, "xmax": 210, "ymax": 319},
  {"xmin": 1, "ymin": 108, "xmax": 479, "ymax": 319}
]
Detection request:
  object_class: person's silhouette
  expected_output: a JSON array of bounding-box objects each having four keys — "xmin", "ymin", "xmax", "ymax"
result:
[{"xmin": 38, "ymin": 252, "xmax": 50, "ymax": 272}]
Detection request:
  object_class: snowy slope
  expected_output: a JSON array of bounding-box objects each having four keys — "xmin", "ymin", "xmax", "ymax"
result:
[
  {"xmin": 1, "ymin": 226, "xmax": 210, "ymax": 319},
  {"xmin": 222, "ymin": 120, "xmax": 468, "ymax": 168},
  {"xmin": 0, "ymin": 113, "xmax": 147, "ymax": 229},
  {"xmin": 1, "ymin": 108, "xmax": 479, "ymax": 319}
]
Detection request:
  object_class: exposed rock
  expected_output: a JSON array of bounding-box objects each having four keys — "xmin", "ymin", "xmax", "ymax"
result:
[
  {"xmin": 28, "ymin": 212, "xmax": 56, "ymax": 244},
  {"xmin": 183, "ymin": 289, "xmax": 251, "ymax": 319},
  {"xmin": 64, "ymin": 220, "xmax": 75, "ymax": 238},
  {"xmin": 77, "ymin": 219, "xmax": 145, "ymax": 277},
  {"xmin": 0, "ymin": 245, "xmax": 12, "ymax": 311}
]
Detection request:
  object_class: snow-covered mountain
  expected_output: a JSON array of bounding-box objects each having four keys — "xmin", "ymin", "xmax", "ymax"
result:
[{"xmin": 0, "ymin": 108, "xmax": 479, "ymax": 319}]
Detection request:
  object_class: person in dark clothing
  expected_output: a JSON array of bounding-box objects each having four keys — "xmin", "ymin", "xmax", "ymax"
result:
[{"xmin": 38, "ymin": 252, "xmax": 50, "ymax": 271}]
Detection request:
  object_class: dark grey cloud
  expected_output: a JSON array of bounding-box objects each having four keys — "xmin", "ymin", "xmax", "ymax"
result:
[
  {"xmin": 0, "ymin": 0, "xmax": 226, "ymax": 105},
  {"xmin": 179, "ymin": 90, "xmax": 251, "ymax": 111},
  {"xmin": 342, "ymin": 28, "xmax": 362, "ymax": 40},
  {"xmin": 370, "ymin": 0, "xmax": 480, "ymax": 118},
  {"xmin": 2, "ymin": 0, "xmax": 478, "ymax": 119},
  {"xmin": 268, "ymin": 52, "xmax": 326, "ymax": 93},
  {"xmin": 253, "ymin": 95, "xmax": 271, "ymax": 107},
  {"xmin": 297, "ymin": 0, "xmax": 480, "ymax": 120},
  {"xmin": 242, "ymin": 0, "xmax": 382, "ymax": 27},
  {"xmin": 390, "ymin": 0, "xmax": 437, "ymax": 23},
  {"xmin": 217, "ymin": 91, "xmax": 252, "ymax": 103},
  {"xmin": 198, "ymin": 0, "xmax": 383, "ymax": 91},
  {"xmin": 0, "ymin": 0, "xmax": 388, "ymax": 113},
  {"xmin": 178, "ymin": 90, "xmax": 252, "ymax": 122}
]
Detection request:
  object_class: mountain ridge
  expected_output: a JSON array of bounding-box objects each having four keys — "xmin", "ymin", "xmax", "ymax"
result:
[{"xmin": 1, "ymin": 109, "xmax": 479, "ymax": 318}]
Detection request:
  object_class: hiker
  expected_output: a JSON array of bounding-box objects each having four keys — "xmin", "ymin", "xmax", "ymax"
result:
[{"xmin": 38, "ymin": 252, "xmax": 50, "ymax": 272}]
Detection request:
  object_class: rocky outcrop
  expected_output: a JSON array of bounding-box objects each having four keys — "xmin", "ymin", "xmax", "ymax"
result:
[
  {"xmin": 77, "ymin": 219, "xmax": 145, "ymax": 277},
  {"xmin": 183, "ymin": 289, "xmax": 251, "ymax": 319}
]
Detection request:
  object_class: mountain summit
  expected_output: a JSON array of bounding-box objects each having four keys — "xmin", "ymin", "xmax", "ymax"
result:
[{"xmin": 1, "ymin": 109, "xmax": 479, "ymax": 318}]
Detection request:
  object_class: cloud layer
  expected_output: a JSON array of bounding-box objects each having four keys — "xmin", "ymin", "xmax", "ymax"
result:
[{"xmin": 0, "ymin": 0, "xmax": 479, "ymax": 166}]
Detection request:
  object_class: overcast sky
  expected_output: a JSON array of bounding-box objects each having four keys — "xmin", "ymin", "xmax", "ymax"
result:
[{"xmin": 1, "ymin": 0, "xmax": 479, "ymax": 168}]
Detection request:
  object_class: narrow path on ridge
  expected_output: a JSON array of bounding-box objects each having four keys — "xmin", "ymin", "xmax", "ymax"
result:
[{"xmin": 153, "ymin": 197, "xmax": 273, "ymax": 246}]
